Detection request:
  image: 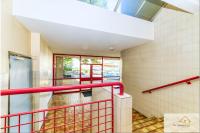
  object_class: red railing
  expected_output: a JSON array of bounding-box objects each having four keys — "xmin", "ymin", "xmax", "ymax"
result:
[
  {"xmin": 142, "ymin": 76, "xmax": 199, "ymax": 94},
  {"xmin": 0, "ymin": 82, "xmax": 124, "ymax": 133}
]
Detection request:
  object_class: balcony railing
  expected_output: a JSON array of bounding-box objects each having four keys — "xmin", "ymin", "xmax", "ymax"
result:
[{"xmin": 0, "ymin": 82, "xmax": 124, "ymax": 133}]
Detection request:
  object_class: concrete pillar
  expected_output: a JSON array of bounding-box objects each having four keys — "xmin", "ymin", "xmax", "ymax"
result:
[
  {"xmin": 92, "ymin": 87, "xmax": 132, "ymax": 133},
  {"xmin": 31, "ymin": 32, "xmax": 41, "ymax": 130}
]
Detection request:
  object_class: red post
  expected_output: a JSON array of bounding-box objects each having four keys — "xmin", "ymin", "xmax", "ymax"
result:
[
  {"xmin": 111, "ymin": 85, "xmax": 114, "ymax": 133},
  {"xmin": 31, "ymin": 113, "xmax": 34, "ymax": 132},
  {"xmin": 4, "ymin": 117, "xmax": 6, "ymax": 133},
  {"xmin": 18, "ymin": 115, "xmax": 21, "ymax": 133},
  {"xmin": 98, "ymin": 102, "xmax": 100, "ymax": 132},
  {"xmin": 80, "ymin": 56, "xmax": 82, "ymax": 84},
  {"xmin": 52, "ymin": 54, "xmax": 55, "ymax": 86},
  {"xmin": 105, "ymin": 101, "xmax": 107, "ymax": 132}
]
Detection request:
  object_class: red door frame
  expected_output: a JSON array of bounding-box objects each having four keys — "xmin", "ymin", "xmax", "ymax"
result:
[
  {"xmin": 80, "ymin": 64, "xmax": 103, "ymax": 84},
  {"xmin": 53, "ymin": 53, "xmax": 120, "ymax": 86}
]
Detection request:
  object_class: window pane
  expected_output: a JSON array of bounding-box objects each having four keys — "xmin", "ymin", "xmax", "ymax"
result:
[
  {"xmin": 81, "ymin": 57, "xmax": 102, "ymax": 64},
  {"xmin": 63, "ymin": 56, "xmax": 80, "ymax": 78},
  {"xmin": 92, "ymin": 65, "xmax": 102, "ymax": 77},
  {"xmin": 79, "ymin": 0, "xmax": 118, "ymax": 11},
  {"xmin": 103, "ymin": 58, "xmax": 120, "ymax": 81},
  {"xmin": 81, "ymin": 65, "xmax": 90, "ymax": 78}
]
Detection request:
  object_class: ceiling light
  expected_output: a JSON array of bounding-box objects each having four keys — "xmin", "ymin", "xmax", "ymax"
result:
[{"xmin": 109, "ymin": 47, "xmax": 115, "ymax": 51}]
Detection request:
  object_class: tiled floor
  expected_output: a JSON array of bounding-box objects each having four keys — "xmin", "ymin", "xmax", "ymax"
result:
[
  {"xmin": 42, "ymin": 93, "xmax": 164, "ymax": 133},
  {"xmin": 41, "ymin": 93, "xmax": 92, "ymax": 133},
  {"xmin": 132, "ymin": 110, "xmax": 164, "ymax": 133}
]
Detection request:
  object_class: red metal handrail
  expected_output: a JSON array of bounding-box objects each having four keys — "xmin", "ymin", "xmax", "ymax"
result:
[
  {"xmin": 142, "ymin": 76, "xmax": 199, "ymax": 94},
  {"xmin": 0, "ymin": 82, "xmax": 124, "ymax": 96},
  {"xmin": 1, "ymin": 82, "xmax": 124, "ymax": 133}
]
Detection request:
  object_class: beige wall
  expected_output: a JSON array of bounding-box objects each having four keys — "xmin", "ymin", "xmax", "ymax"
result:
[
  {"xmin": 40, "ymin": 38, "xmax": 53, "ymax": 87},
  {"xmin": 39, "ymin": 37, "xmax": 53, "ymax": 111},
  {"xmin": 0, "ymin": 1, "xmax": 53, "ymax": 129},
  {"xmin": 121, "ymin": 8, "xmax": 199, "ymax": 117},
  {"xmin": 1, "ymin": 0, "xmax": 31, "ymax": 116},
  {"xmin": 30, "ymin": 33, "xmax": 53, "ymax": 129}
]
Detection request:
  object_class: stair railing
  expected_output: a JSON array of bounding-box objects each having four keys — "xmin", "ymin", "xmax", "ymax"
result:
[
  {"xmin": 142, "ymin": 76, "xmax": 199, "ymax": 94},
  {"xmin": 0, "ymin": 82, "xmax": 124, "ymax": 133}
]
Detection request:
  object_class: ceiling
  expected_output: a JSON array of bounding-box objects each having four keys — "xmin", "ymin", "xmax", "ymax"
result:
[{"xmin": 18, "ymin": 16, "xmax": 150, "ymax": 52}]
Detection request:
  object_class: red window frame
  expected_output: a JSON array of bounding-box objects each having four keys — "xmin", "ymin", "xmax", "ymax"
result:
[{"xmin": 52, "ymin": 54, "xmax": 120, "ymax": 86}]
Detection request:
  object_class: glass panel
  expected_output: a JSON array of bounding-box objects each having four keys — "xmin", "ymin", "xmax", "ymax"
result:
[
  {"xmin": 78, "ymin": 0, "xmax": 162, "ymax": 21},
  {"xmin": 103, "ymin": 77, "xmax": 120, "ymax": 82},
  {"xmin": 92, "ymin": 65, "xmax": 102, "ymax": 77},
  {"xmin": 63, "ymin": 56, "xmax": 80, "ymax": 78},
  {"xmin": 62, "ymin": 79, "xmax": 80, "ymax": 85},
  {"xmin": 79, "ymin": 0, "xmax": 118, "ymax": 11},
  {"xmin": 116, "ymin": 0, "xmax": 143, "ymax": 16},
  {"xmin": 81, "ymin": 65, "xmax": 90, "ymax": 78},
  {"xmin": 81, "ymin": 56, "xmax": 102, "ymax": 64},
  {"xmin": 103, "ymin": 58, "xmax": 120, "ymax": 81}
]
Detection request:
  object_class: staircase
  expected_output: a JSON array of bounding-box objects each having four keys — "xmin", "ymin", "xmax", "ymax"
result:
[
  {"xmin": 43, "ymin": 94, "xmax": 164, "ymax": 133},
  {"xmin": 132, "ymin": 109, "xmax": 164, "ymax": 133}
]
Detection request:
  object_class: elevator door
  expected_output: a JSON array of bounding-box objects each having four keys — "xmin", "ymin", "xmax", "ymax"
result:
[{"xmin": 9, "ymin": 55, "xmax": 32, "ymax": 133}]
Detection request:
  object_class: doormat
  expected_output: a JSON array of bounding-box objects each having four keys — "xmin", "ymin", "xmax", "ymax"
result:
[{"xmin": 82, "ymin": 90, "xmax": 92, "ymax": 97}]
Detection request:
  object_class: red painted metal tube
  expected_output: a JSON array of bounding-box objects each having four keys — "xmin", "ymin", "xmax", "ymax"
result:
[
  {"xmin": 0, "ymin": 82, "xmax": 124, "ymax": 96},
  {"xmin": 142, "ymin": 76, "xmax": 199, "ymax": 94}
]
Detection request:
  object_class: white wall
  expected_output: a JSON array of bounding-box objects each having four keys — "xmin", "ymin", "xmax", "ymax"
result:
[
  {"xmin": 121, "ymin": 8, "xmax": 199, "ymax": 117},
  {"xmin": 0, "ymin": 0, "xmax": 53, "ymax": 127}
]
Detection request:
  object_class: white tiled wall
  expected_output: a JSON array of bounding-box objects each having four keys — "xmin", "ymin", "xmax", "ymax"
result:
[{"xmin": 121, "ymin": 8, "xmax": 199, "ymax": 117}]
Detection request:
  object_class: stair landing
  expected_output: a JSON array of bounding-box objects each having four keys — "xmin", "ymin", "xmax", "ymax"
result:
[
  {"xmin": 42, "ymin": 94, "xmax": 164, "ymax": 133},
  {"xmin": 132, "ymin": 109, "xmax": 164, "ymax": 133}
]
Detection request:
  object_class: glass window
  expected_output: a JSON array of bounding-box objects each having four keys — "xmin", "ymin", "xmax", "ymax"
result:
[
  {"xmin": 63, "ymin": 56, "xmax": 80, "ymax": 78},
  {"xmin": 92, "ymin": 65, "xmax": 102, "ymax": 77},
  {"xmin": 103, "ymin": 58, "xmax": 120, "ymax": 82},
  {"xmin": 79, "ymin": 0, "xmax": 118, "ymax": 11},
  {"xmin": 81, "ymin": 57, "xmax": 102, "ymax": 64},
  {"xmin": 81, "ymin": 65, "xmax": 90, "ymax": 78}
]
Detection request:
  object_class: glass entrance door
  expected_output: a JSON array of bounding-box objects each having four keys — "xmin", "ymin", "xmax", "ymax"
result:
[
  {"xmin": 91, "ymin": 65, "xmax": 103, "ymax": 83},
  {"xmin": 80, "ymin": 64, "xmax": 103, "ymax": 84}
]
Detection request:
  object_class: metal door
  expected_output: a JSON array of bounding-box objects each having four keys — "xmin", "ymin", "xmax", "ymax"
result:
[{"xmin": 9, "ymin": 54, "xmax": 32, "ymax": 133}]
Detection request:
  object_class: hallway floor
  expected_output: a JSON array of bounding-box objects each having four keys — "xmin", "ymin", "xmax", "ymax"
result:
[{"xmin": 41, "ymin": 93, "xmax": 164, "ymax": 133}]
